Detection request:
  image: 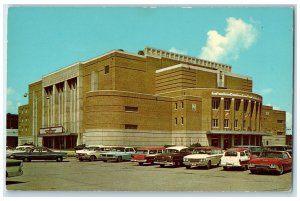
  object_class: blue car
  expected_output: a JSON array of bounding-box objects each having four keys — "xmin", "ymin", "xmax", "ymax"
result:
[{"xmin": 100, "ymin": 147, "xmax": 136, "ymax": 162}]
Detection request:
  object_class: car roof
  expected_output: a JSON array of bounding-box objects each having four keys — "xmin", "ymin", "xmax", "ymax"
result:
[
  {"xmin": 225, "ymin": 148, "xmax": 249, "ymax": 152},
  {"xmin": 193, "ymin": 146, "xmax": 221, "ymax": 150},
  {"xmin": 166, "ymin": 146, "xmax": 188, "ymax": 151},
  {"xmin": 234, "ymin": 145, "xmax": 260, "ymax": 148},
  {"xmin": 137, "ymin": 147, "xmax": 165, "ymax": 151}
]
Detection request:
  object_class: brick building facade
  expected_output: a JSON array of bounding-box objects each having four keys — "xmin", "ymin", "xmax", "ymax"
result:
[{"xmin": 18, "ymin": 47, "xmax": 287, "ymax": 149}]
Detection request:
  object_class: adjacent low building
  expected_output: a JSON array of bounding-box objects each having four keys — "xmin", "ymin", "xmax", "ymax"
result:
[{"xmin": 18, "ymin": 47, "xmax": 287, "ymax": 149}]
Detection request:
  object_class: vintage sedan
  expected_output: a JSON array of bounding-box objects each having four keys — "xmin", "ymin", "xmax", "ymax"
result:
[
  {"xmin": 183, "ymin": 147, "xmax": 223, "ymax": 169},
  {"xmin": 10, "ymin": 147, "xmax": 67, "ymax": 162},
  {"xmin": 220, "ymin": 148, "xmax": 250, "ymax": 170},
  {"xmin": 100, "ymin": 147, "xmax": 136, "ymax": 162},
  {"xmin": 76, "ymin": 145, "xmax": 119, "ymax": 161},
  {"xmin": 6, "ymin": 159, "xmax": 23, "ymax": 178},
  {"xmin": 248, "ymin": 151, "xmax": 292, "ymax": 175},
  {"xmin": 154, "ymin": 146, "xmax": 190, "ymax": 167},
  {"xmin": 131, "ymin": 147, "xmax": 165, "ymax": 165}
]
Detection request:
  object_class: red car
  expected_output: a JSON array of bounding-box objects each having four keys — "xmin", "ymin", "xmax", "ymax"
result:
[
  {"xmin": 248, "ymin": 151, "xmax": 292, "ymax": 175},
  {"xmin": 131, "ymin": 147, "xmax": 165, "ymax": 165}
]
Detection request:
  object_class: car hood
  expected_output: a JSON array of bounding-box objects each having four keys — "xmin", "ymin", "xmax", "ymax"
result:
[
  {"xmin": 249, "ymin": 157, "xmax": 283, "ymax": 164},
  {"xmin": 184, "ymin": 154, "xmax": 212, "ymax": 159}
]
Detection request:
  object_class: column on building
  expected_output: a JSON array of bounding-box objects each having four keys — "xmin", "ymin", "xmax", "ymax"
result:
[
  {"xmin": 251, "ymin": 101, "xmax": 257, "ymax": 131},
  {"xmin": 220, "ymin": 97, "xmax": 224, "ymax": 130},
  {"xmin": 240, "ymin": 99, "xmax": 244, "ymax": 130}
]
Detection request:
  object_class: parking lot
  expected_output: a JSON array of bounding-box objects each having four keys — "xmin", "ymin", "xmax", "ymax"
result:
[{"xmin": 6, "ymin": 157, "xmax": 292, "ymax": 193}]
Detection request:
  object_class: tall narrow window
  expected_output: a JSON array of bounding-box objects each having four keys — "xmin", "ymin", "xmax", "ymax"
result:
[
  {"xmin": 181, "ymin": 117, "xmax": 184, "ymax": 125},
  {"xmin": 212, "ymin": 98, "xmax": 220, "ymax": 109},
  {"xmin": 224, "ymin": 98, "xmax": 231, "ymax": 110},
  {"xmin": 175, "ymin": 102, "xmax": 178, "ymax": 110},
  {"xmin": 104, "ymin": 65, "xmax": 109, "ymax": 74},
  {"xmin": 212, "ymin": 119, "xmax": 219, "ymax": 128},
  {"xmin": 234, "ymin": 120, "xmax": 238, "ymax": 128},
  {"xmin": 224, "ymin": 119, "xmax": 229, "ymax": 128},
  {"xmin": 175, "ymin": 117, "xmax": 178, "ymax": 125},
  {"xmin": 181, "ymin": 101, "xmax": 184, "ymax": 109},
  {"xmin": 235, "ymin": 99, "xmax": 241, "ymax": 111}
]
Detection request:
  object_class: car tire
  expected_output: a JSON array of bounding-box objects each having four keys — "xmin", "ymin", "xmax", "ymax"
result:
[
  {"xmin": 138, "ymin": 162, "xmax": 144, "ymax": 166},
  {"xmin": 160, "ymin": 164, "xmax": 165, "ymax": 168},
  {"xmin": 223, "ymin": 166, "xmax": 228, "ymax": 171},
  {"xmin": 278, "ymin": 165, "xmax": 284, "ymax": 175},
  {"xmin": 103, "ymin": 160, "xmax": 107, "ymax": 162},
  {"xmin": 186, "ymin": 165, "xmax": 191, "ymax": 169},
  {"xmin": 250, "ymin": 170, "xmax": 257, "ymax": 174},
  {"xmin": 56, "ymin": 157, "xmax": 63, "ymax": 162},
  {"xmin": 89, "ymin": 155, "xmax": 96, "ymax": 162},
  {"xmin": 79, "ymin": 158, "xmax": 83, "ymax": 161},
  {"xmin": 23, "ymin": 157, "xmax": 30, "ymax": 162},
  {"xmin": 206, "ymin": 161, "xmax": 211, "ymax": 169}
]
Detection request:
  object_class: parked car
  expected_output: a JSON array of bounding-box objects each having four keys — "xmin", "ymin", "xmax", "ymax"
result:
[
  {"xmin": 6, "ymin": 159, "xmax": 23, "ymax": 178},
  {"xmin": 248, "ymin": 151, "xmax": 292, "ymax": 175},
  {"xmin": 131, "ymin": 147, "xmax": 165, "ymax": 165},
  {"xmin": 183, "ymin": 146, "xmax": 223, "ymax": 169},
  {"xmin": 262, "ymin": 145, "xmax": 292, "ymax": 156},
  {"xmin": 6, "ymin": 146, "xmax": 15, "ymax": 158},
  {"xmin": 234, "ymin": 145, "xmax": 263, "ymax": 157},
  {"xmin": 154, "ymin": 146, "xmax": 190, "ymax": 167},
  {"xmin": 76, "ymin": 145, "xmax": 118, "ymax": 161},
  {"xmin": 100, "ymin": 147, "xmax": 136, "ymax": 162},
  {"xmin": 10, "ymin": 147, "xmax": 67, "ymax": 162},
  {"xmin": 220, "ymin": 148, "xmax": 250, "ymax": 170}
]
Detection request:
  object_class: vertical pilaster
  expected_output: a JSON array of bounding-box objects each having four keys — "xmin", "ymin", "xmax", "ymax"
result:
[{"xmin": 220, "ymin": 97, "xmax": 224, "ymax": 130}]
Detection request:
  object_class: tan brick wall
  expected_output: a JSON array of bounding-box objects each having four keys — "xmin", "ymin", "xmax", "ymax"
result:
[
  {"xmin": 261, "ymin": 105, "xmax": 286, "ymax": 135},
  {"xmin": 18, "ymin": 104, "xmax": 29, "ymax": 138}
]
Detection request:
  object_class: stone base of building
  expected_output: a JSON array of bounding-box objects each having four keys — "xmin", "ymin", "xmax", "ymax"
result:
[
  {"xmin": 262, "ymin": 135, "xmax": 286, "ymax": 146},
  {"xmin": 18, "ymin": 136, "xmax": 34, "ymax": 146}
]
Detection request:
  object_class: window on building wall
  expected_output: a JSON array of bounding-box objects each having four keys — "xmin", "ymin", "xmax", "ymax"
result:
[
  {"xmin": 212, "ymin": 119, "xmax": 218, "ymax": 128},
  {"xmin": 175, "ymin": 117, "xmax": 178, "ymax": 125},
  {"xmin": 212, "ymin": 98, "xmax": 220, "ymax": 109},
  {"xmin": 277, "ymin": 120, "xmax": 284, "ymax": 123},
  {"xmin": 181, "ymin": 117, "xmax": 184, "ymax": 125},
  {"xmin": 235, "ymin": 99, "xmax": 241, "ymax": 111},
  {"xmin": 181, "ymin": 101, "xmax": 184, "ymax": 109},
  {"xmin": 125, "ymin": 106, "xmax": 138, "ymax": 112},
  {"xmin": 125, "ymin": 124, "xmax": 138, "ymax": 129},
  {"xmin": 224, "ymin": 98, "xmax": 231, "ymax": 110},
  {"xmin": 234, "ymin": 120, "xmax": 238, "ymax": 128},
  {"xmin": 104, "ymin": 65, "xmax": 109, "ymax": 74},
  {"xmin": 224, "ymin": 119, "xmax": 229, "ymax": 128},
  {"xmin": 175, "ymin": 102, "xmax": 178, "ymax": 110}
]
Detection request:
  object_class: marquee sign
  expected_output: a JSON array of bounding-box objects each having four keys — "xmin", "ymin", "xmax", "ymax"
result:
[{"xmin": 40, "ymin": 126, "xmax": 64, "ymax": 135}]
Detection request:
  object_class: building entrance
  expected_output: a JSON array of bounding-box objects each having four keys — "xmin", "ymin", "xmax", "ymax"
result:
[{"xmin": 43, "ymin": 135, "xmax": 77, "ymax": 149}]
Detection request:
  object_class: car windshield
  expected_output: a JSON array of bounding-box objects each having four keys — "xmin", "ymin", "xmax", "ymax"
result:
[
  {"xmin": 165, "ymin": 149, "xmax": 179, "ymax": 154},
  {"xmin": 260, "ymin": 152, "xmax": 284, "ymax": 158},
  {"xmin": 136, "ymin": 150, "xmax": 148, "ymax": 154},
  {"xmin": 225, "ymin": 151, "xmax": 238, "ymax": 156},
  {"xmin": 111, "ymin": 148, "xmax": 125, "ymax": 152},
  {"xmin": 192, "ymin": 149, "xmax": 212, "ymax": 154}
]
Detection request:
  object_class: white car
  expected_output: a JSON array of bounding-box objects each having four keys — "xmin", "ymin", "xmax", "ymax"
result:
[
  {"xmin": 76, "ymin": 145, "xmax": 118, "ymax": 161},
  {"xmin": 220, "ymin": 148, "xmax": 250, "ymax": 170},
  {"xmin": 183, "ymin": 146, "xmax": 223, "ymax": 169}
]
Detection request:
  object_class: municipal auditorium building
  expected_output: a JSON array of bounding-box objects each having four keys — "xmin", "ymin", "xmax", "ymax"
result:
[{"xmin": 18, "ymin": 47, "xmax": 286, "ymax": 149}]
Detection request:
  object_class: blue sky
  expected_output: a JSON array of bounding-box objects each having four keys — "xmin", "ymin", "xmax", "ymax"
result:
[{"xmin": 6, "ymin": 6, "xmax": 294, "ymax": 132}]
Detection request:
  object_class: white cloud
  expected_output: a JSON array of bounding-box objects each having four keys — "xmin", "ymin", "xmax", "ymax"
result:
[
  {"xmin": 169, "ymin": 47, "xmax": 187, "ymax": 55},
  {"xmin": 200, "ymin": 17, "xmax": 257, "ymax": 62}
]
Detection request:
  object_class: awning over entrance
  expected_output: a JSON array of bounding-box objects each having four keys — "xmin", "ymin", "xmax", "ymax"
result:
[
  {"xmin": 207, "ymin": 130, "xmax": 272, "ymax": 136},
  {"xmin": 39, "ymin": 132, "xmax": 78, "ymax": 137}
]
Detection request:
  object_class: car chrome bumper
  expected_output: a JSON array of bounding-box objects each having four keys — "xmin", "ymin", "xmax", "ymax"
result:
[
  {"xmin": 220, "ymin": 162, "xmax": 241, "ymax": 167},
  {"xmin": 154, "ymin": 161, "xmax": 175, "ymax": 166},
  {"xmin": 183, "ymin": 161, "xmax": 208, "ymax": 167},
  {"xmin": 131, "ymin": 159, "xmax": 147, "ymax": 163}
]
